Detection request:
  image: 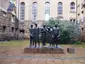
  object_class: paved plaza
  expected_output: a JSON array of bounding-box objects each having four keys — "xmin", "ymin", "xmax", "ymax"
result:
[{"xmin": 0, "ymin": 45, "xmax": 85, "ymax": 64}]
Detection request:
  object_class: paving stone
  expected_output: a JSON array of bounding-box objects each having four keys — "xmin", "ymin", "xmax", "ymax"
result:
[
  {"xmin": 20, "ymin": 58, "xmax": 31, "ymax": 64},
  {"xmin": 37, "ymin": 58, "xmax": 46, "ymax": 64},
  {"xmin": 63, "ymin": 60, "xmax": 71, "ymax": 64},
  {"xmin": 54, "ymin": 59, "xmax": 63, "ymax": 64},
  {"xmin": 12, "ymin": 62, "xmax": 17, "ymax": 64},
  {"xmin": 78, "ymin": 59, "xmax": 85, "ymax": 63},
  {"xmin": 47, "ymin": 59, "xmax": 55, "ymax": 64},
  {"xmin": 29, "ymin": 58, "xmax": 39, "ymax": 64},
  {"xmin": 71, "ymin": 60, "xmax": 81, "ymax": 64},
  {"xmin": 46, "ymin": 54, "xmax": 54, "ymax": 58}
]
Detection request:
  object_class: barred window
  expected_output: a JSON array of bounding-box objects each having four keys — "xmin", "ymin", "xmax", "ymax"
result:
[
  {"xmin": 58, "ymin": 2, "xmax": 63, "ymax": 15},
  {"xmin": 45, "ymin": 2, "xmax": 50, "ymax": 21},
  {"xmin": 20, "ymin": 2, "xmax": 25, "ymax": 21},
  {"xmin": 70, "ymin": 2, "xmax": 75, "ymax": 12},
  {"xmin": 32, "ymin": 2, "xmax": 37, "ymax": 22}
]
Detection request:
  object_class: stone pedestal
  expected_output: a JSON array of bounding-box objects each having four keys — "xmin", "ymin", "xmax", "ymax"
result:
[{"xmin": 24, "ymin": 46, "xmax": 64, "ymax": 54}]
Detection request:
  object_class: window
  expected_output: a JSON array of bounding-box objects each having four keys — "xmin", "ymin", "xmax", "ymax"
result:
[
  {"xmin": 70, "ymin": 18, "xmax": 76, "ymax": 23},
  {"xmin": 82, "ymin": 28, "xmax": 84, "ymax": 31},
  {"xmin": 32, "ymin": 2, "xmax": 37, "ymax": 22},
  {"xmin": 82, "ymin": 17, "xmax": 85, "ymax": 22},
  {"xmin": 20, "ymin": 2, "xmax": 25, "ymax": 21},
  {"xmin": 11, "ymin": 16, "xmax": 14, "ymax": 22},
  {"xmin": 73, "ymin": 19, "xmax": 75, "ymax": 22},
  {"xmin": 70, "ymin": 2, "xmax": 75, "ymax": 12},
  {"xmin": 45, "ymin": 2, "xmax": 50, "ymax": 21},
  {"xmin": 2, "ymin": 26, "xmax": 6, "ymax": 32},
  {"xmin": 81, "ymin": 11, "xmax": 84, "ymax": 14},
  {"xmin": 83, "ymin": 3, "xmax": 85, "ymax": 8},
  {"xmin": 58, "ymin": 2, "xmax": 63, "ymax": 15},
  {"xmin": 11, "ymin": 27, "xmax": 14, "ymax": 32},
  {"xmin": 20, "ymin": 30, "xmax": 25, "ymax": 33},
  {"xmin": 78, "ymin": 13, "xmax": 80, "ymax": 16},
  {"xmin": 70, "ymin": 19, "xmax": 72, "ymax": 22}
]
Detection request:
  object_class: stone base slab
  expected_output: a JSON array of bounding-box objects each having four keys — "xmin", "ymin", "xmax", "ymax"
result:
[{"xmin": 24, "ymin": 47, "xmax": 64, "ymax": 54}]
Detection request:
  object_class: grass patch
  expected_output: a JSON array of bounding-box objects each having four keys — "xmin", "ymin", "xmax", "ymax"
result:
[
  {"xmin": 72, "ymin": 44, "xmax": 85, "ymax": 48},
  {"xmin": 60, "ymin": 43, "xmax": 85, "ymax": 48},
  {"xmin": 0, "ymin": 40, "xmax": 85, "ymax": 48},
  {"xmin": 0, "ymin": 40, "xmax": 29, "ymax": 46}
]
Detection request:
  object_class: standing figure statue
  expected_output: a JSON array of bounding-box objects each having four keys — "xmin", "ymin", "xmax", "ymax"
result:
[
  {"xmin": 33, "ymin": 24, "xmax": 40, "ymax": 47},
  {"xmin": 41, "ymin": 25, "xmax": 47, "ymax": 46},
  {"xmin": 29, "ymin": 25, "xmax": 34, "ymax": 47},
  {"xmin": 53, "ymin": 25, "xmax": 60, "ymax": 48},
  {"xmin": 47, "ymin": 27, "xmax": 53, "ymax": 46},
  {"xmin": 50, "ymin": 27, "xmax": 54, "ymax": 47}
]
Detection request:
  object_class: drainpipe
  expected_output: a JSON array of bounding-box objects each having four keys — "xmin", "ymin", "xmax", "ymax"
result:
[{"xmin": 76, "ymin": 0, "xmax": 78, "ymax": 24}]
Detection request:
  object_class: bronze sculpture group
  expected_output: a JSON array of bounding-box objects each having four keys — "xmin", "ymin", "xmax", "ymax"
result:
[{"xmin": 29, "ymin": 23, "xmax": 60, "ymax": 48}]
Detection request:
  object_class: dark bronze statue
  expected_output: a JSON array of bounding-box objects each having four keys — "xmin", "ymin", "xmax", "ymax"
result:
[
  {"xmin": 29, "ymin": 25, "xmax": 34, "ymax": 47},
  {"xmin": 41, "ymin": 25, "xmax": 47, "ymax": 46},
  {"xmin": 29, "ymin": 24, "xmax": 60, "ymax": 48},
  {"xmin": 53, "ymin": 25, "xmax": 60, "ymax": 48},
  {"xmin": 33, "ymin": 24, "xmax": 40, "ymax": 47}
]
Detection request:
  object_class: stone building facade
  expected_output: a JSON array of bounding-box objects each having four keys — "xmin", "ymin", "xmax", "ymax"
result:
[
  {"xmin": 0, "ymin": 0, "xmax": 85, "ymax": 40},
  {"xmin": 0, "ymin": 0, "xmax": 19, "ymax": 41},
  {"xmin": 77, "ymin": 0, "xmax": 85, "ymax": 41},
  {"xmin": 17, "ymin": 0, "xmax": 79, "ymax": 39}
]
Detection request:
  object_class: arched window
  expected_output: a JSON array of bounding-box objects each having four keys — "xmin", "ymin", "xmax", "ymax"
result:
[
  {"xmin": 20, "ymin": 2, "xmax": 25, "ymax": 21},
  {"xmin": 45, "ymin": 2, "xmax": 50, "ymax": 21},
  {"xmin": 32, "ymin": 2, "xmax": 37, "ymax": 22},
  {"xmin": 11, "ymin": 16, "xmax": 14, "ymax": 22},
  {"xmin": 58, "ymin": 2, "xmax": 63, "ymax": 15},
  {"xmin": 70, "ymin": 2, "xmax": 75, "ymax": 12}
]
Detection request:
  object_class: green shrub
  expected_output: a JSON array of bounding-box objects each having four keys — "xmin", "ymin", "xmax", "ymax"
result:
[
  {"xmin": 45, "ymin": 18, "xmax": 81, "ymax": 44},
  {"xmin": 72, "ymin": 41, "xmax": 81, "ymax": 44},
  {"xmin": 60, "ymin": 30, "xmax": 71, "ymax": 44}
]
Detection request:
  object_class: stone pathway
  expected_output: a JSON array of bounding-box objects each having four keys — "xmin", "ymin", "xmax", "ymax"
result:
[
  {"xmin": 0, "ymin": 45, "xmax": 85, "ymax": 64},
  {"xmin": 0, "ymin": 57, "xmax": 85, "ymax": 64},
  {"xmin": 0, "ymin": 55, "xmax": 85, "ymax": 60}
]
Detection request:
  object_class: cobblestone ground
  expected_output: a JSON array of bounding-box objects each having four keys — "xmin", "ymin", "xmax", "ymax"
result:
[{"xmin": 0, "ymin": 45, "xmax": 85, "ymax": 64}]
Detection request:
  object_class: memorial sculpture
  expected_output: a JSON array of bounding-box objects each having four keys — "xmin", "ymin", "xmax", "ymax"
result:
[
  {"xmin": 24, "ymin": 24, "xmax": 64, "ymax": 54},
  {"xmin": 29, "ymin": 24, "xmax": 60, "ymax": 48}
]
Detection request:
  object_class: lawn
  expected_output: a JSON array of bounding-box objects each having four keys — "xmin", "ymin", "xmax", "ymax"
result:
[
  {"xmin": 0, "ymin": 40, "xmax": 29, "ymax": 46},
  {"xmin": 0, "ymin": 40, "xmax": 85, "ymax": 48},
  {"xmin": 73, "ymin": 44, "xmax": 85, "ymax": 48}
]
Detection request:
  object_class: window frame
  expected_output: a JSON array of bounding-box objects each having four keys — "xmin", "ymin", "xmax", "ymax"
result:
[
  {"xmin": 20, "ymin": 2, "xmax": 25, "ymax": 21},
  {"xmin": 57, "ymin": 2, "xmax": 63, "ymax": 15},
  {"xmin": 45, "ymin": 2, "xmax": 50, "ymax": 21},
  {"xmin": 70, "ymin": 2, "xmax": 76, "ymax": 13},
  {"xmin": 32, "ymin": 2, "xmax": 38, "ymax": 22}
]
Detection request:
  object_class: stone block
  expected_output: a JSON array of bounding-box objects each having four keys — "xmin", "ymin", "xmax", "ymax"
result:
[{"xmin": 67, "ymin": 48, "xmax": 75, "ymax": 53}]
